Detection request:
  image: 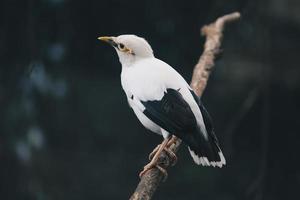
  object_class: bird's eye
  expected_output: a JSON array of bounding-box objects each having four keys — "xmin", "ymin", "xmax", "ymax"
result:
[{"xmin": 118, "ymin": 43, "xmax": 125, "ymax": 50}]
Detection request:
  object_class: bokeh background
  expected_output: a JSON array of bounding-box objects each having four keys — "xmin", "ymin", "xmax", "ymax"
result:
[{"xmin": 1, "ymin": 0, "xmax": 300, "ymax": 199}]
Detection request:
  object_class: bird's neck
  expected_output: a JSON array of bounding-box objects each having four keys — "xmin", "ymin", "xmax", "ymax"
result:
[
  {"xmin": 118, "ymin": 54, "xmax": 136, "ymax": 67},
  {"xmin": 119, "ymin": 54, "xmax": 153, "ymax": 68}
]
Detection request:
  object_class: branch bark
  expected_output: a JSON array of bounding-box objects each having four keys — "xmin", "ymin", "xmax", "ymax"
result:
[{"xmin": 129, "ymin": 12, "xmax": 241, "ymax": 200}]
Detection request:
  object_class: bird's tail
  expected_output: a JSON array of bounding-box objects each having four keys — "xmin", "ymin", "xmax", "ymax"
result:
[
  {"xmin": 185, "ymin": 90, "xmax": 226, "ymax": 168},
  {"xmin": 185, "ymin": 129, "xmax": 226, "ymax": 168},
  {"xmin": 188, "ymin": 147, "xmax": 226, "ymax": 168}
]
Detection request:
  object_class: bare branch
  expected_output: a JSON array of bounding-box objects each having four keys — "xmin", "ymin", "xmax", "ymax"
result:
[
  {"xmin": 191, "ymin": 12, "xmax": 240, "ymax": 96},
  {"xmin": 129, "ymin": 12, "xmax": 241, "ymax": 200}
]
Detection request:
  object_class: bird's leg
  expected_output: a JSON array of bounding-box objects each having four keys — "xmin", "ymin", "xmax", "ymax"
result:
[
  {"xmin": 139, "ymin": 138, "xmax": 170, "ymax": 179},
  {"xmin": 148, "ymin": 136, "xmax": 178, "ymax": 166},
  {"xmin": 148, "ymin": 144, "xmax": 160, "ymax": 160},
  {"xmin": 166, "ymin": 135, "xmax": 178, "ymax": 147}
]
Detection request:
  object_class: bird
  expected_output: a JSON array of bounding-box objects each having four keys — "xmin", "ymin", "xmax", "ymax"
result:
[{"xmin": 98, "ymin": 34, "xmax": 226, "ymax": 178}]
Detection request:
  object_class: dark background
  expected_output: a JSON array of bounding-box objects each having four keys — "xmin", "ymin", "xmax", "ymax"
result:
[{"xmin": 1, "ymin": 0, "xmax": 299, "ymax": 199}]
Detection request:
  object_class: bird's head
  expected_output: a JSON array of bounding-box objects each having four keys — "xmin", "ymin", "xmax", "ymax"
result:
[{"xmin": 98, "ymin": 34, "xmax": 153, "ymax": 66}]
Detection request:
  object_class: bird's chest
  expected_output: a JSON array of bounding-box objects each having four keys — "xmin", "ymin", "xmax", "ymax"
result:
[{"xmin": 121, "ymin": 67, "xmax": 165, "ymax": 101}]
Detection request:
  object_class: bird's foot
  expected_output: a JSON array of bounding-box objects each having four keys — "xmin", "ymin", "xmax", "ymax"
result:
[
  {"xmin": 148, "ymin": 144, "xmax": 160, "ymax": 160},
  {"xmin": 140, "ymin": 138, "xmax": 172, "ymax": 181},
  {"xmin": 139, "ymin": 162, "xmax": 168, "ymax": 181},
  {"xmin": 148, "ymin": 145, "xmax": 177, "ymax": 166}
]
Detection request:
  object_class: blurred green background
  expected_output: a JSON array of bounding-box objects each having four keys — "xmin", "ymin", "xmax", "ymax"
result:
[{"xmin": 0, "ymin": 0, "xmax": 299, "ymax": 199}]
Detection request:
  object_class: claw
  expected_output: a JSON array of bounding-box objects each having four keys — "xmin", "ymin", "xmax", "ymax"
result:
[
  {"xmin": 156, "ymin": 165, "xmax": 168, "ymax": 181},
  {"xmin": 164, "ymin": 148, "xmax": 177, "ymax": 166},
  {"xmin": 149, "ymin": 145, "xmax": 177, "ymax": 166},
  {"xmin": 140, "ymin": 138, "xmax": 175, "ymax": 181},
  {"xmin": 149, "ymin": 144, "xmax": 160, "ymax": 160},
  {"xmin": 139, "ymin": 164, "xmax": 168, "ymax": 182}
]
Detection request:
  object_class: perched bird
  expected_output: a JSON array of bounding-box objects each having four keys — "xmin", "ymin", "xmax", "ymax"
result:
[{"xmin": 98, "ymin": 34, "xmax": 226, "ymax": 177}]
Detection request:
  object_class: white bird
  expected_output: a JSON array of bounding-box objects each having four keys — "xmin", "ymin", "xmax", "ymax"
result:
[{"xmin": 98, "ymin": 34, "xmax": 226, "ymax": 177}]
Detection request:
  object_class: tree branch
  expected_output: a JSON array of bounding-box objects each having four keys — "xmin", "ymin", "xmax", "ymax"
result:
[{"xmin": 129, "ymin": 12, "xmax": 241, "ymax": 200}]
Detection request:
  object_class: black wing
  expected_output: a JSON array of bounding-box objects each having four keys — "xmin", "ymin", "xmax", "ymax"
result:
[
  {"xmin": 141, "ymin": 88, "xmax": 222, "ymax": 162},
  {"xmin": 189, "ymin": 90, "xmax": 222, "ymax": 154},
  {"xmin": 141, "ymin": 88, "xmax": 199, "ymax": 140}
]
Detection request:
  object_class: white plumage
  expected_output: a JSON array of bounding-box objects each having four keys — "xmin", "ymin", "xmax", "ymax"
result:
[
  {"xmin": 122, "ymin": 57, "xmax": 208, "ymax": 138},
  {"xmin": 99, "ymin": 34, "xmax": 226, "ymax": 168}
]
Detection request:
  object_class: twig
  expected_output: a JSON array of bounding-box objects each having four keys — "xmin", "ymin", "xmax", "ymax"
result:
[{"xmin": 129, "ymin": 12, "xmax": 241, "ymax": 200}]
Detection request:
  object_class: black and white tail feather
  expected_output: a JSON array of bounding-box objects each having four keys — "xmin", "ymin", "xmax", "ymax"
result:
[
  {"xmin": 187, "ymin": 90, "xmax": 226, "ymax": 168},
  {"xmin": 189, "ymin": 148, "xmax": 226, "ymax": 167}
]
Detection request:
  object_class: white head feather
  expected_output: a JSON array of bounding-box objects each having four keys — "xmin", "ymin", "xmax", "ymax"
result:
[{"xmin": 111, "ymin": 35, "xmax": 154, "ymax": 66}]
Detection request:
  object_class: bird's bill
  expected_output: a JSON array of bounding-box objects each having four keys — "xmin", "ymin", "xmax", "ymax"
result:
[
  {"xmin": 98, "ymin": 36, "xmax": 117, "ymax": 47},
  {"xmin": 98, "ymin": 36, "xmax": 112, "ymax": 42}
]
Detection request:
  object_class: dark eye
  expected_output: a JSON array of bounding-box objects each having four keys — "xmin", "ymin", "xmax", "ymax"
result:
[{"xmin": 118, "ymin": 43, "xmax": 125, "ymax": 50}]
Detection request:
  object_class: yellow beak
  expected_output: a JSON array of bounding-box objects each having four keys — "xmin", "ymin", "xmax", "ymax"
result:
[
  {"xmin": 97, "ymin": 36, "xmax": 113, "ymax": 42},
  {"xmin": 98, "ymin": 36, "xmax": 118, "ymax": 48}
]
